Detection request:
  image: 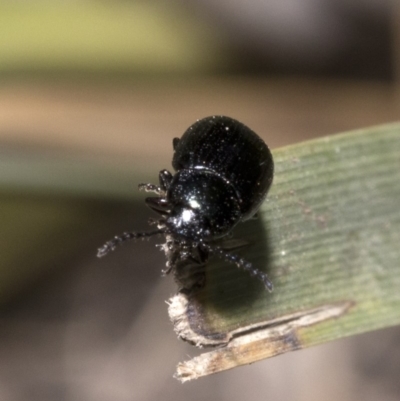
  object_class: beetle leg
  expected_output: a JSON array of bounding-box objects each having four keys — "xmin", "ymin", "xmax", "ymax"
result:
[
  {"xmin": 185, "ymin": 248, "xmax": 208, "ymax": 266},
  {"xmin": 145, "ymin": 197, "xmax": 171, "ymax": 215},
  {"xmin": 138, "ymin": 170, "xmax": 173, "ymax": 195},
  {"xmin": 148, "ymin": 217, "xmax": 165, "ymax": 226},
  {"xmin": 171, "ymin": 242, "xmax": 208, "ymax": 266},
  {"xmin": 216, "ymin": 237, "xmax": 250, "ymax": 251},
  {"xmin": 138, "ymin": 182, "xmax": 161, "ymax": 195},
  {"xmin": 159, "ymin": 169, "xmax": 173, "ymax": 192}
]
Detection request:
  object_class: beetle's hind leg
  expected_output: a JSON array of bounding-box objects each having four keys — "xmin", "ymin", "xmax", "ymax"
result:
[
  {"xmin": 216, "ymin": 237, "xmax": 250, "ymax": 252},
  {"xmin": 200, "ymin": 243, "xmax": 273, "ymax": 291}
]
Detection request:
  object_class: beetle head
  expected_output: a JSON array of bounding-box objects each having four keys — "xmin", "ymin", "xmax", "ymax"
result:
[{"xmin": 165, "ymin": 170, "xmax": 241, "ymax": 241}]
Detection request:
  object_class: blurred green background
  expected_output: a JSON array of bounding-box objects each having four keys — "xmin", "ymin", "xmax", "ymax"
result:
[
  {"xmin": 0, "ymin": 1, "xmax": 399, "ymax": 400},
  {"xmin": 0, "ymin": 2, "xmax": 226, "ymax": 75}
]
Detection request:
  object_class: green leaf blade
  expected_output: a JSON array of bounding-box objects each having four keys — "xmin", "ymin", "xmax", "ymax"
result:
[{"xmin": 169, "ymin": 123, "xmax": 400, "ymax": 381}]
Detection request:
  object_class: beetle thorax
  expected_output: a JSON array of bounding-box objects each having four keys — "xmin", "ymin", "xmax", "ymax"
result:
[{"xmin": 165, "ymin": 169, "xmax": 241, "ymax": 241}]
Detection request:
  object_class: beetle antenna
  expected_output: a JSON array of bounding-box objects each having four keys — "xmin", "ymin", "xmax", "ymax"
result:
[
  {"xmin": 97, "ymin": 229, "xmax": 165, "ymax": 258},
  {"xmin": 200, "ymin": 243, "xmax": 273, "ymax": 292}
]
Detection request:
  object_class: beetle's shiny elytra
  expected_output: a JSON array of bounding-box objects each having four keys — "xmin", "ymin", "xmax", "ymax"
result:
[{"xmin": 97, "ymin": 116, "xmax": 274, "ymax": 290}]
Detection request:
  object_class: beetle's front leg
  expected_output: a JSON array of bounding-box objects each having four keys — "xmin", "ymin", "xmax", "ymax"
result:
[
  {"xmin": 138, "ymin": 170, "xmax": 173, "ymax": 195},
  {"xmin": 145, "ymin": 197, "xmax": 171, "ymax": 215},
  {"xmin": 138, "ymin": 182, "xmax": 161, "ymax": 195}
]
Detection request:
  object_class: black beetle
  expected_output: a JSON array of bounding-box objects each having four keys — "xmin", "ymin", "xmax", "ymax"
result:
[{"xmin": 97, "ymin": 116, "xmax": 274, "ymax": 290}]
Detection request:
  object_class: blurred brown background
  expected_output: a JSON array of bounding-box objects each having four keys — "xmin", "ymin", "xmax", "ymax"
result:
[{"xmin": 0, "ymin": 1, "xmax": 400, "ymax": 400}]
